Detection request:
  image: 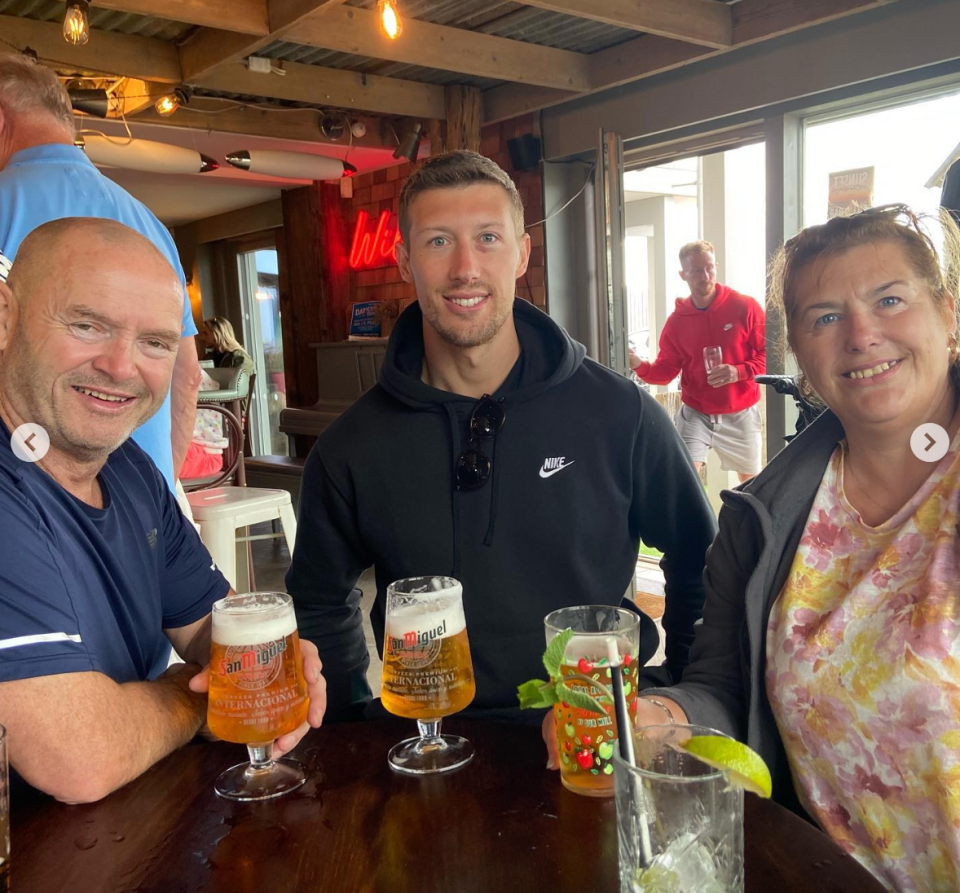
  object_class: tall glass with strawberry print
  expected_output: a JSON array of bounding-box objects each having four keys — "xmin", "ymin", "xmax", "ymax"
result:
[{"xmin": 544, "ymin": 606, "xmax": 641, "ymax": 797}]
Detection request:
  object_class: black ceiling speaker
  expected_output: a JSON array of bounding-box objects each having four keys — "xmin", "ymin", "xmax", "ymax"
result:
[
  {"xmin": 68, "ymin": 87, "xmax": 109, "ymax": 118},
  {"xmin": 507, "ymin": 133, "xmax": 541, "ymax": 172}
]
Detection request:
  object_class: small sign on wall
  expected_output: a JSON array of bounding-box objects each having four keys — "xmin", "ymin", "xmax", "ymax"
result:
[
  {"xmin": 828, "ymin": 166, "xmax": 874, "ymax": 218},
  {"xmin": 349, "ymin": 301, "xmax": 382, "ymax": 337}
]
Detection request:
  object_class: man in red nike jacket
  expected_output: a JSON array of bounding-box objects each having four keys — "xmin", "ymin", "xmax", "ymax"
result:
[{"xmin": 631, "ymin": 240, "xmax": 765, "ymax": 481}]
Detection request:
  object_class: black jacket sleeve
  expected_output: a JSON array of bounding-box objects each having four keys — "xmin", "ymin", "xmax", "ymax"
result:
[
  {"xmin": 631, "ymin": 389, "xmax": 718, "ymax": 684},
  {"xmin": 285, "ymin": 446, "xmax": 374, "ymax": 720},
  {"xmin": 646, "ymin": 501, "xmax": 753, "ymax": 737}
]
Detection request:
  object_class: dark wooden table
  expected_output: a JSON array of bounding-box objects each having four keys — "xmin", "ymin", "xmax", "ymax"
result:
[{"xmin": 12, "ymin": 720, "xmax": 885, "ymax": 892}]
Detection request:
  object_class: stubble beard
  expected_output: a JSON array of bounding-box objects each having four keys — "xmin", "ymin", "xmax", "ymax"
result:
[{"xmin": 421, "ymin": 287, "xmax": 513, "ymax": 349}]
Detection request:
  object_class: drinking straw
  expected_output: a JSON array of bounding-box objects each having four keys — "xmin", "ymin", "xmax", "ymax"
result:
[{"xmin": 606, "ymin": 638, "xmax": 653, "ymax": 867}]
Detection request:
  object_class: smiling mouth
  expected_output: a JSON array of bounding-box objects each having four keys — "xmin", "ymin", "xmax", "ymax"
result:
[
  {"xmin": 73, "ymin": 386, "xmax": 135, "ymax": 404},
  {"xmin": 446, "ymin": 295, "xmax": 488, "ymax": 307},
  {"xmin": 842, "ymin": 359, "xmax": 901, "ymax": 380}
]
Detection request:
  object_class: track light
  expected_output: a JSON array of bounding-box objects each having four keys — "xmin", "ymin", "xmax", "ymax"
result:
[
  {"xmin": 79, "ymin": 135, "xmax": 218, "ymax": 175},
  {"xmin": 378, "ymin": 0, "xmax": 402, "ymax": 40},
  {"xmin": 393, "ymin": 123, "xmax": 422, "ymax": 163},
  {"xmin": 68, "ymin": 87, "xmax": 109, "ymax": 118},
  {"xmin": 155, "ymin": 87, "xmax": 189, "ymax": 117},
  {"xmin": 225, "ymin": 150, "xmax": 357, "ymax": 180},
  {"xmin": 63, "ymin": 0, "xmax": 90, "ymax": 46}
]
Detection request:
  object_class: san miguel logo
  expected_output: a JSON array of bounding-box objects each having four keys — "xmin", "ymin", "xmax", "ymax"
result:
[
  {"xmin": 220, "ymin": 638, "xmax": 287, "ymax": 690},
  {"xmin": 387, "ymin": 618, "xmax": 446, "ymax": 669},
  {"xmin": 349, "ymin": 209, "xmax": 402, "ymax": 270}
]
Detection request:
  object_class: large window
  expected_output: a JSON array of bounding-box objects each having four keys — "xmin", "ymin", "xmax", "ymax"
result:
[{"xmin": 803, "ymin": 87, "xmax": 960, "ymax": 227}]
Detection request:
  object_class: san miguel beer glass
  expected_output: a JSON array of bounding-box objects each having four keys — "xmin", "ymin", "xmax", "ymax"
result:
[
  {"xmin": 381, "ymin": 576, "xmax": 476, "ymax": 774},
  {"xmin": 545, "ymin": 606, "xmax": 641, "ymax": 797},
  {"xmin": 208, "ymin": 592, "xmax": 310, "ymax": 801}
]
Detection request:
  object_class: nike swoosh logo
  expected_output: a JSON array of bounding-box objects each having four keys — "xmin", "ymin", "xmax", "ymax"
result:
[{"xmin": 539, "ymin": 461, "xmax": 575, "ymax": 479}]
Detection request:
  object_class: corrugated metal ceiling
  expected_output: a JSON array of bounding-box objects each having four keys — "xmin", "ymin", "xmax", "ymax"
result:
[
  {"xmin": 0, "ymin": 0, "xmax": 731, "ymax": 93},
  {"xmin": 0, "ymin": 0, "xmax": 192, "ymax": 41}
]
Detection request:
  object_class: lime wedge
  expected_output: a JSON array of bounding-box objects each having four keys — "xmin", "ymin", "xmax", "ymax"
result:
[{"xmin": 680, "ymin": 736, "xmax": 772, "ymax": 798}]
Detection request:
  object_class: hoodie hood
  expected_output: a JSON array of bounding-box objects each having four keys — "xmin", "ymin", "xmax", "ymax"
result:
[{"xmin": 379, "ymin": 298, "xmax": 585, "ymax": 409}]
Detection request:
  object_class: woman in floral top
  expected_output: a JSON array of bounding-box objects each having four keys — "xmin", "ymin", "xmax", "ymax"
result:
[{"xmin": 637, "ymin": 206, "xmax": 960, "ymax": 892}]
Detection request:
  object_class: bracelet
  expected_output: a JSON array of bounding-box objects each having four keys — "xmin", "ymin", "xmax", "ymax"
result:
[{"xmin": 644, "ymin": 697, "xmax": 676, "ymax": 725}]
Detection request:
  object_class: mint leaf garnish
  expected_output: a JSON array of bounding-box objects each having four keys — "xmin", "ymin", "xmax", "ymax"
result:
[
  {"xmin": 517, "ymin": 627, "xmax": 612, "ymax": 716},
  {"xmin": 517, "ymin": 679, "xmax": 559, "ymax": 710},
  {"xmin": 543, "ymin": 628, "xmax": 574, "ymax": 678}
]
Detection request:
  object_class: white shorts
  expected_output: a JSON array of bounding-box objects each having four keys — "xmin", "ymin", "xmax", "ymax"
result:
[{"xmin": 674, "ymin": 404, "xmax": 762, "ymax": 475}]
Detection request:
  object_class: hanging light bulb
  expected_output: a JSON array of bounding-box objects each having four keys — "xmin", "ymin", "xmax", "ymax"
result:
[
  {"xmin": 378, "ymin": 0, "xmax": 402, "ymax": 40},
  {"xmin": 63, "ymin": 0, "xmax": 90, "ymax": 46},
  {"xmin": 155, "ymin": 88, "xmax": 188, "ymax": 117}
]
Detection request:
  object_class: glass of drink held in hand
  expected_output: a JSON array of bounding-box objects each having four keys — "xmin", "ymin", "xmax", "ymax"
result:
[
  {"xmin": 544, "ymin": 606, "xmax": 641, "ymax": 797},
  {"xmin": 208, "ymin": 592, "xmax": 310, "ymax": 801},
  {"xmin": 703, "ymin": 345, "xmax": 722, "ymax": 373},
  {"xmin": 381, "ymin": 576, "xmax": 477, "ymax": 774}
]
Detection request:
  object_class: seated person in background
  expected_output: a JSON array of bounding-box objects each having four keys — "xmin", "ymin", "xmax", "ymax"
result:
[
  {"xmin": 0, "ymin": 218, "xmax": 325, "ymax": 804},
  {"xmin": 618, "ymin": 205, "xmax": 960, "ymax": 892},
  {"xmin": 286, "ymin": 150, "xmax": 717, "ymax": 724},
  {"xmin": 179, "ymin": 368, "xmax": 229, "ymax": 480},
  {"xmin": 200, "ymin": 316, "xmax": 255, "ymax": 375}
]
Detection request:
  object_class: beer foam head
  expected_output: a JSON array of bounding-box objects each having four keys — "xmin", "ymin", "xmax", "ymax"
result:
[
  {"xmin": 385, "ymin": 597, "xmax": 466, "ymax": 640},
  {"xmin": 213, "ymin": 593, "xmax": 298, "ymax": 646}
]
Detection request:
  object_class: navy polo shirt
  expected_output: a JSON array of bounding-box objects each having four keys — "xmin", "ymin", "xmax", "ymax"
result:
[{"xmin": 0, "ymin": 420, "xmax": 229, "ymax": 684}]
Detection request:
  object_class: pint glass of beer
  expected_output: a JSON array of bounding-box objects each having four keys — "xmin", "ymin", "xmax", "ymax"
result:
[
  {"xmin": 208, "ymin": 592, "xmax": 310, "ymax": 801},
  {"xmin": 544, "ymin": 606, "xmax": 641, "ymax": 797},
  {"xmin": 381, "ymin": 576, "xmax": 476, "ymax": 774}
]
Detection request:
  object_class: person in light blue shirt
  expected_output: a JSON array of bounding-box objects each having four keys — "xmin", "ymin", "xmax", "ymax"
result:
[{"xmin": 0, "ymin": 52, "xmax": 201, "ymax": 489}]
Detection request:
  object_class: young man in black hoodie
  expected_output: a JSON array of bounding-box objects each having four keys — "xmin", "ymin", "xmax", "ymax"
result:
[{"xmin": 286, "ymin": 151, "xmax": 717, "ymax": 727}]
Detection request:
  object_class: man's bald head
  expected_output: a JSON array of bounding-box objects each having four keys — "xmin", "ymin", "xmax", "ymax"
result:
[{"xmin": 7, "ymin": 217, "xmax": 182, "ymax": 309}]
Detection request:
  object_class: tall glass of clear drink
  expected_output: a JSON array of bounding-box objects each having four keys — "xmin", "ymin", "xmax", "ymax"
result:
[
  {"xmin": 614, "ymin": 724, "xmax": 744, "ymax": 893},
  {"xmin": 544, "ymin": 605, "xmax": 641, "ymax": 797},
  {"xmin": 381, "ymin": 576, "xmax": 476, "ymax": 774},
  {"xmin": 208, "ymin": 592, "xmax": 310, "ymax": 801},
  {"xmin": 0, "ymin": 725, "xmax": 8, "ymax": 893}
]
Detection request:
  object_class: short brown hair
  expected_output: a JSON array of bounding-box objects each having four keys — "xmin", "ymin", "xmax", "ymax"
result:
[
  {"xmin": 679, "ymin": 240, "xmax": 715, "ymax": 265},
  {"xmin": 398, "ymin": 151, "xmax": 524, "ymax": 244},
  {"xmin": 768, "ymin": 206, "xmax": 960, "ymax": 363},
  {"xmin": 0, "ymin": 53, "xmax": 74, "ymax": 132}
]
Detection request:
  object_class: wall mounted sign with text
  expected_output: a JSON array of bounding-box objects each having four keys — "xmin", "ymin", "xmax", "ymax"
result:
[{"xmin": 349, "ymin": 210, "xmax": 402, "ymax": 270}]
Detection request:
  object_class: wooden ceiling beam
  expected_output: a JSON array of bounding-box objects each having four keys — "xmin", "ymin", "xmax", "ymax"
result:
[
  {"xmin": 517, "ymin": 0, "xmax": 732, "ymax": 49},
  {"xmin": 0, "ymin": 14, "xmax": 181, "ymax": 83},
  {"xmin": 194, "ymin": 58, "xmax": 446, "ymax": 120},
  {"xmin": 290, "ymin": 5, "xmax": 593, "ymax": 92},
  {"xmin": 91, "ymin": 0, "xmax": 269, "ymax": 35},
  {"xmin": 179, "ymin": 1, "xmax": 351, "ymax": 85},
  {"xmin": 130, "ymin": 106, "xmax": 393, "ymax": 149},
  {"xmin": 486, "ymin": 0, "xmax": 899, "ymax": 122}
]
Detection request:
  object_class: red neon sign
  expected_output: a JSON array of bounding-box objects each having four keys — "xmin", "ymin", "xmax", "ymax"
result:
[{"xmin": 348, "ymin": 210, "xmax": 401, "ymax": 270}]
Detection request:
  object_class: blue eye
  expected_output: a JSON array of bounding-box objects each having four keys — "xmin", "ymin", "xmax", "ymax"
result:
[
  {"xmin": 430, "ymin": 237, "xmax": 447, "ymax": 247},
  {"xmin": 480, "ymin": 233, "xmax": 498, "ymax": 244},
  {"xmin": 815, "ymin": 313, "xmax": 839, "ymax": 327},
  {"xmin": 879, "ymin": 295, "xmax": 901, "ymax": 307}
]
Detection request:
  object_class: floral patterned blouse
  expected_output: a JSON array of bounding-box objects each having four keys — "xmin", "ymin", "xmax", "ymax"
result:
[{"xmin": 766, "ymin": 435, "xmax": 960, "ymax": 893}]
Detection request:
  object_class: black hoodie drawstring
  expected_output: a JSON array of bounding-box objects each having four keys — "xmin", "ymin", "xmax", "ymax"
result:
[
  {"xmin": 483, "ymin": 413, "xmax": 502, "ymax": 546},
  {"xmin": 445, "ymin": 402, "xmax": 463, "ymax": 578}
]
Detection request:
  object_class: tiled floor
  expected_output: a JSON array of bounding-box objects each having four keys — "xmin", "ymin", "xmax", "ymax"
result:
[{"xmin": 250, "ymin": 522, "xmax": 666, "ymax": 695}]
